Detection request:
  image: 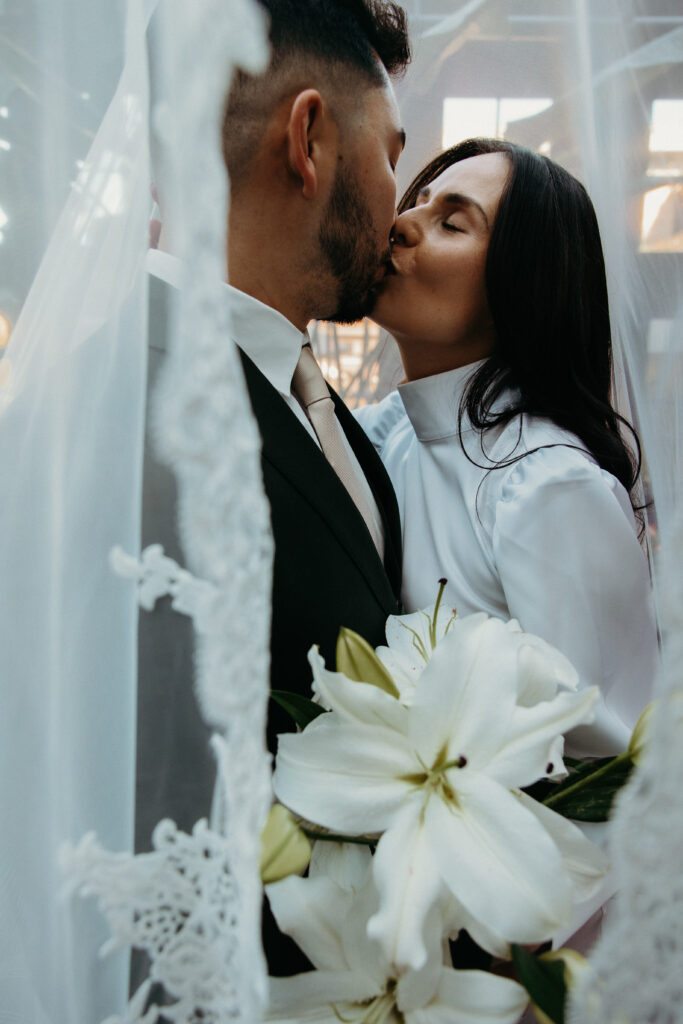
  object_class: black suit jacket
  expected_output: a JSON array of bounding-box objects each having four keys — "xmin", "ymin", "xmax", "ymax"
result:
[
  {"xmin": 238, "ymin": 349, "xmax": 403, "ymax": 748},
  {"xmin": 136, "ymin": 273, "xmax": 403, "ymax": 982}
]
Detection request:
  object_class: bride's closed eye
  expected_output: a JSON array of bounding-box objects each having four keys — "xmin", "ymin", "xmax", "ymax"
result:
[{"xmin": 442, "ymin": 221, "xmax": 464, "ymax": 233}]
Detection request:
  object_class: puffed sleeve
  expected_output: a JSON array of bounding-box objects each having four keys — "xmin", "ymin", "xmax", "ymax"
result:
[
  {"xmin": 491, "ymin": 446, "xmax": 658, "ymax": 759},
  {"xmin": 353, "ymin": 391, "xmax": 406, "ymax": 455}
]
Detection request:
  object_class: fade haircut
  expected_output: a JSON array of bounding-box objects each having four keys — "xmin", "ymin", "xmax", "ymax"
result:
[{"xmin": 222, "ymin": 0, "xmax": 410, "ymax": 188}]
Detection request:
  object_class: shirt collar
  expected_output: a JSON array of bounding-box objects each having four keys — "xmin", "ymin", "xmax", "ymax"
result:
[
  {"xmin": 146, "ymin": 249, "xmax": 308, "ymax": 396},
  {"xmin": 398, "ymin": 360, "xmax": 488, "ymax": 441},
  {"xmin": 226, "ymin": 284, "xmax": 309, "ymax": 396}
]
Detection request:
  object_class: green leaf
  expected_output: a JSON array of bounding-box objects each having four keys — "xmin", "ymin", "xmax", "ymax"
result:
[
  {"xmin": 270, "ymin": 690, "xmax": 326, "ymax": 729},
  {"xmin": 523, "ymin": 778, "xmax": 556, "ymax": 803},
  {"xmin": 541, "ymin": 754, "xmax": 635, "ymax": 821},
  {"xmin": 511, "ymin": 944, "xmax": 566, "ymax": 1024}
]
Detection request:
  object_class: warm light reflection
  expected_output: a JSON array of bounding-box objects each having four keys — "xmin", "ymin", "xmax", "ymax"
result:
[
  {"xmin": 0, "ymin": 313, "xmax": 10, "ymax": 348},
  {"xmin": 640, "ymin": 184, "xmax": 683, "ymax": 253}
]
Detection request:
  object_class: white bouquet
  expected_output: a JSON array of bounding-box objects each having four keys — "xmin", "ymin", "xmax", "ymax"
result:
[{"xmin": 267, "ymin": 582, "xmax": 640, "ymax": 1023}]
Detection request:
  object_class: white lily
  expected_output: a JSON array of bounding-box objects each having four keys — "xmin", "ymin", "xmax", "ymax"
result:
[
  {"xmin": 265, "ymin": 844, "xmax": 528, "ymax": 1024},
  {"xmin": 376, "ymin": 580, "xmax": 580, "ymax": 714},
  {"xmin": 274, "ymin": 613, "xmax": 606, "ymax": 971},
  {"xmin": 375, "ymin": 580, "xmax": 458, "ymax": 704}
]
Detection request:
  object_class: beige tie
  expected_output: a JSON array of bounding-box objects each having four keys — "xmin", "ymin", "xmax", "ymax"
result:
[{"xmin": 293, "ymin": 345, "xmax": 384, "ymax": 557}]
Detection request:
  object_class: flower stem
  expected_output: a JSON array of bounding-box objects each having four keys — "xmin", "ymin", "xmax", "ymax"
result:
[
  {"xmin": 430, "ymin": 578, "xmax": 448, "ymax": 649},
  {"xmin": 541, "ymin": 751, "xmax": 632, "ymax": 809},
  {"xmin": 302, "ymin": 827, "xmax": 376, "ymax": 847}
]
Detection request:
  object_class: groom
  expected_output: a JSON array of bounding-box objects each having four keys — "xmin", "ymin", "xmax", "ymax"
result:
[
  {"xmin": 221, "ymin": 0, "xmax": 409, "ymax": 747},
  {"xmin": 139, "ymin": 0, "xmax": 410, "ymax": 979}
]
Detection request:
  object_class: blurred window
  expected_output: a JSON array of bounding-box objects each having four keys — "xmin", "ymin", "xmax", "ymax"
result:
[
  {"xmin": 641, "ymin": 98, "xmax": 683, "ymax": 252},
  {"xmin": 442, "ymin": 97, "xmax": 552, "ymax": 148}
]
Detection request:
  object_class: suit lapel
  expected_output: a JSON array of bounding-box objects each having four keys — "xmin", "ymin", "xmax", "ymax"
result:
[{"xmin": 239, "ymin": 349, "xmax": 401, "ymax": 614}]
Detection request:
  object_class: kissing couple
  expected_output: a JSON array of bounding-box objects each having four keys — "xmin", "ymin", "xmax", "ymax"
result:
[{"xmin": 141, "ymin": 0, "xmax": 657, "ymax": 989}]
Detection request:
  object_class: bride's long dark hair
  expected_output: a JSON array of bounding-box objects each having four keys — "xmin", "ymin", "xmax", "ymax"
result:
[{"xmin": 398, "ymin": 138, "xmax": 643, "ymax": 511}]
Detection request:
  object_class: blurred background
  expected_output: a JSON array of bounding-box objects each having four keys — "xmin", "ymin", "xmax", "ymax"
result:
[{"xmin": 2, "ymin": 2, "xmax": 681, "ymax": 423}]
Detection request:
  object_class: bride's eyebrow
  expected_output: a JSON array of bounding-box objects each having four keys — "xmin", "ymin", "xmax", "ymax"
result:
[{"xmin": 417, "ymin": 186, "xmax": 489, "ymax": 228}]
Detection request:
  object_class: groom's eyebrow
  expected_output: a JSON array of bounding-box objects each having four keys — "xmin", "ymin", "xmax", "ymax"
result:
[{"xmin": 417, "ymin": 187, "xmax": 489, "ymax": 228}]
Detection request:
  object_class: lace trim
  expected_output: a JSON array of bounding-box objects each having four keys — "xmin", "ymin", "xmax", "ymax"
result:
[
  {"xmin": 62, "ymin": 815, "xmax": 240, "ymax": 1024},
  {"xmin": 63, "ymin": 2, "xmax": 273, "ymax": 1021},
  {"xmin": 111, "ymin": 545, "xmax": 217, "ymax": 623}
]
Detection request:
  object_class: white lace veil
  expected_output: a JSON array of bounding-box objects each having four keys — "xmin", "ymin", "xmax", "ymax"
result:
[
  {"xmin": 0, "ymin": 0, "xmax": 681, "ymax": 1021},
  {"xmin": 0, "ymin": 0, "xmax": 272, "ymax": 1020}
]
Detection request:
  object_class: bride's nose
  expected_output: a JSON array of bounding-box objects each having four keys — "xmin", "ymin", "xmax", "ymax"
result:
[{"xmin": 390, "ymin": 207, "xmax": 421, "ymax": 248}]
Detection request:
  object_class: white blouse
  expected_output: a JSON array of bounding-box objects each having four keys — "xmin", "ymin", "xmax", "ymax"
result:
[{"xmin": 356, "ymin": 361, "xmax": 659, "ymax": 759}]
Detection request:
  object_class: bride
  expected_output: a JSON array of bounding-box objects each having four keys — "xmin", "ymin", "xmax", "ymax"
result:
[{"xmin": 357, "ymin": 137, "xmax": 659, "ymax": 759}]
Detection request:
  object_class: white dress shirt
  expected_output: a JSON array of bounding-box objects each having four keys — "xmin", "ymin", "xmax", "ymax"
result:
[
  {"xmin": 146, "ymin": 248, "xmax": 384, "ymax": 549},
  {"xmin": 356, "ymin": 360, "xmax": 659, "ymax": 760}
]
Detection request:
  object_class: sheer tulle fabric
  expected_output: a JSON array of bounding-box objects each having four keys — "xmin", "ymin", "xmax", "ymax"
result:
[{"xmin": 0, "ymin": 0, "xmax": 681, "ymax": 1021}]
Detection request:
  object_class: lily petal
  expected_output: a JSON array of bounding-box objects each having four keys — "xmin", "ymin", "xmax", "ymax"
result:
[
  {"xmin": 391, "ymin": 914, "xmax": 448, "ymax": 1012},
  {"xmin": 266, "ymin": 971, "xmax": 381, "ymax": 1021},
  {"xmin": 410, "ymin": 617, "xmax": 519, "ymax": 767},
  {"xmin": 375, "ymin": 646, "xmax": 421, "ymax": 704},
  {"xmin": 403, "ymin": 967, "xmax": 528, "ymax": 1024},
  {"xmin": 426, "ymin": 774, "xmax": 573, "ymax": 943},
  {"xmin": 274, "ymin": 720, "xmax": 414, "ymax": 833},
  {"xmin": 514, "ymin": 791, "xmax": 608, "ymax": 901},
  {"xmin": 309, "ymin": 646, "xmax": 409, "ymax": 733},
  {"xmin": 309, "ymin": 840, "xmax": 372, "ymax": 892},
  {"xmin": 266, "ymin": 875, "xmax": 349, "ymax": 971},
  {"xmin": 486, "ymin": 688, "xmax": 599, "ymax": 788},
  {"xmin": 384, "ymin": 604, "xmax": 462, "ymax": 669},
  {"xmin": 339, "ymin": 872, "xmax": 392, "ymax": 985},
  {"xmin": 443, "ymin": 893, "xmax": 511, "ymax": 960},
  {"xmin": 367, "ymin": 799, "xmax": 447, "ymax": 973},
  {"xmin": 514, "ymin": 633, "xmax": 579, "ymax": 705}
]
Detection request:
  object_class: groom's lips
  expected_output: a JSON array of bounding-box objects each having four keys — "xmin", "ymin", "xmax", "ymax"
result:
[{"xmin": 371, "ymin": 259, "xmax": 395, "ymax": 287}]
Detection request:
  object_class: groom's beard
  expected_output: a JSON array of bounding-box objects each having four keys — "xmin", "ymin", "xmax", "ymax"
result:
[{"xmin": 319, "ymin": 166, "xmax": 390, "ymax": 324}]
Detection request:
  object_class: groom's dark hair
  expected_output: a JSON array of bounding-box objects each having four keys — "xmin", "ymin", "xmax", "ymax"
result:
[{"xmin": 222, "ymin": 0, "xmax": 410, "ymax": 188}]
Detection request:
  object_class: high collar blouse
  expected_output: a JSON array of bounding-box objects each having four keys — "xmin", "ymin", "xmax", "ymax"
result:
[{"xmin": 355, "ymin": 361, "xmax": 659, "ymax": 759}]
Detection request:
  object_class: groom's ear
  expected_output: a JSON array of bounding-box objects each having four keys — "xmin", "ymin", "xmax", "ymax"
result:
[{"xmin": 285, "ymin": 89, "xmax": 333, "ymax": 200}]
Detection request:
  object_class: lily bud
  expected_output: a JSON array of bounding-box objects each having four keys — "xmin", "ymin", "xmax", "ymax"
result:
[
  {"xmin": 260, "ymin": 804, "xmax": 311, "ymax": 884},
  {"xmin": 336, "ymin": 627, "xmax": 399, "ymax": 698},
  {"xmin": 628, "ymin": 700, "xmax": 658, "ymax": 765},
  {"xmin": 530, "ymin": 948, "xmax": 592, "ymax": 1024}
]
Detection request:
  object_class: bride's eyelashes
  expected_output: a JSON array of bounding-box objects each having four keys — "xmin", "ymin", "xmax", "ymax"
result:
[{"xmin": 442, "ymin": 222, "xmax": 464, "ymax": 233}]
